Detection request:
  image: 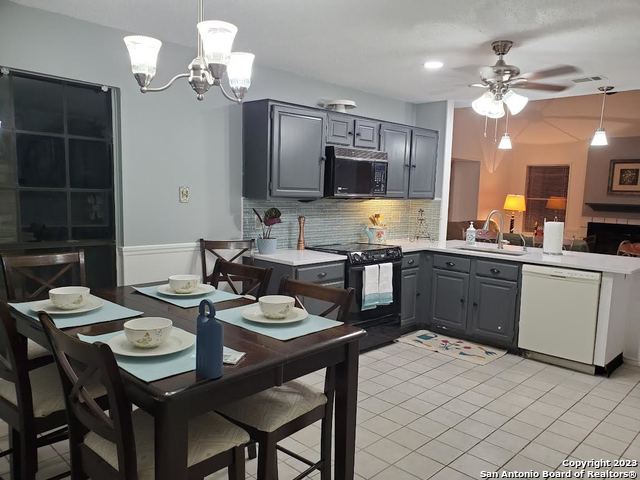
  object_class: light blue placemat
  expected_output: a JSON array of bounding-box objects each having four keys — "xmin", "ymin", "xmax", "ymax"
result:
[
  {"xmin": 9, "ymin": 298, "xmax": 143, "ymax": 329},
  {"xmin": 78, "ymin": 330, "xmax": 244, "ymax": 383},
  {"xmin": 133, "ymin": 285, "xmax": 241, "ymax": 308},
  {"xmin": 216, "ymin": 305, "xmax": 343, "ymax": 341}
]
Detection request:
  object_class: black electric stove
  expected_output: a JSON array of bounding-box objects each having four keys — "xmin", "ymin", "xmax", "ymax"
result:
[
  {"xmin": 309, "ymin": 243, "xmax": 402, "ymax": 265},
  {"xmin": 308, "ymin": 243, "xmax": 403, "ymax": 349}
]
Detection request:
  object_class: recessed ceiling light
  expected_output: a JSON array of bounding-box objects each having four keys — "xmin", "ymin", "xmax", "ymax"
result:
[{"xmin": 423, "ymin": 60, "xmax": 444, "ymax": 70}]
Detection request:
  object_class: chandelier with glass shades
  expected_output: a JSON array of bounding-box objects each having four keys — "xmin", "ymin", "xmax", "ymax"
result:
[{"xmin": 123, "ymin": 0, "xmax": 254, "ymax": 102}]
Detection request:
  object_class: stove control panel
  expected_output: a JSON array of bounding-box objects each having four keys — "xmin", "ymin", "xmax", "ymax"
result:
[{"xmin": 347, "ymin": 247, "xmax": 403, "ymax": 265}]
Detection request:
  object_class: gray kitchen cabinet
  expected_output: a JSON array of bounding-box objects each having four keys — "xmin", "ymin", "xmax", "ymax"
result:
[
  {"xmin": 401, "ymin": 267, "xmax": 419, "ymax": 327},
  {"xmin": 380, "ymin": 123, "xmax": 411, "ymax": 198},
  {"xmin": 469, "ymin": 275, "xmax": 518, "ymax": 346},
  {"xmin": 271, "ymin": 105, "xmax": 327, "ymax": 198},
  {"xmin": 409, "ymin": 128, "xmax": 438, "ymax": 199},
  {"xmin": 327, "ymin": 114, "xmax": 354, "ymax": 146},
  {"xmin": 431, "ymin": 268, "xmax": 469, "ymax": 333},
  {"xmin": 354, "ymin": 119, "xmax": 380, "ymax": 149}
]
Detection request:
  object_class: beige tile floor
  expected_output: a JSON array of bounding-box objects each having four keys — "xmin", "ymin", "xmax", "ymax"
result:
[{"xmin": 2, "ymin": 341, "xmax": 640, "ymax": 479}]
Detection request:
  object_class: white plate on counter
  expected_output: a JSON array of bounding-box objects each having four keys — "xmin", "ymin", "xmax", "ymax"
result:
[
  {"xmin": 107, "ymin": 328, "xmax": 195, "ymax": 357},
  {"xmin": 241, "ymin": 306, "xmax": 308, "ymax": 325},
  {"xmin": 30, "ymin": 295, "xmax": 105, "ymax": 315},
  {"xmin": 156, "ymin": 284, "xmax": 215, "ymax": 297}
]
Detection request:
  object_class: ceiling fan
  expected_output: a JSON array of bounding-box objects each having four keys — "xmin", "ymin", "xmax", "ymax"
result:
[{"xmin": 470, "ymin": 40, "xmax": 579, "ymax": 118}]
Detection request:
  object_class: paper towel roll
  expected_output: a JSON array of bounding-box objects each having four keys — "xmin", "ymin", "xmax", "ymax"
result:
[{"xmin": 543, "ymin": 221, "xmax": 564, "ymax": 255}]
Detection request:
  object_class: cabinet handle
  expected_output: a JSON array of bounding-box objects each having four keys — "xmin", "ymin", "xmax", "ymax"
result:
[
  {"xmin": 318, "ymin": 272, "xmax": 327, "ymax": 278},
  {"xmin": 473, "ymin": 302, "xmax": 478, "ymax": 307},
  {"xmin": 490, "ymin": 268, "xmax": 500, "ymax": 274},
  {"xmin": 320, "ymin": 156, "xmax": 326, "ymax": 163},
  {"xmin": 355, "ymin": 132, "xmax": 361, "ymax": 136},
  {"xmin": 460, "ymin": 298, "xmax": 464, "ymax": 304},
  {"xmin": 408, "ymin": 259, "xmax": 415, "ymax": 265},
  {"xmin": 446, "ymin": 261, "xmax": 455, "ymax": 267},
  {"xmin": 348, "ymin": 131, "xmax": 353, "ymax": 136},
  {"xmin": 497, "ymin": 325, "xmax": 502, "ymax": 331},
  {"xmin": 411, "ymin": 164, "xmax": 417, "ymax": 169}
]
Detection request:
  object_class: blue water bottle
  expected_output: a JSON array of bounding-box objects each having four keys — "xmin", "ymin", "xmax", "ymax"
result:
[{"xmin": 196, "ymin": 299, "xmax": 223, "ymax": 380}]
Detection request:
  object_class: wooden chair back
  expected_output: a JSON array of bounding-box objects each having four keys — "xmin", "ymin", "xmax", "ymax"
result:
[
  {"xmin": 199, "ymin": 239, "xmax": 254, "ymax": 284},
  {"xmin": 278, "ymin": 278, "xmax": 354, "ymax": 322},
  {"xmin": 39, "ymin": 313, "xmax": 137, "ymax": 479},
  {"xmin": 0, "ymin": 302, "xmax": 34, "ymax": 428},
  {"xmin": 209, "ymin": 260, "xmax": 272, "ymax": 298},
  {"xmin": 1, "ymin": 251, "xmax": 87, "ymax": 302},
  {"xmin": 618, "ymin": 240, "xmax": 640, "ymax": 257}
]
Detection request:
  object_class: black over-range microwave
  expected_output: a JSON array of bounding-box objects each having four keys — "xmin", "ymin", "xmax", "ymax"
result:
[{"xmin": 323, "ymin": 146, "xmax": 388, "ymax": 198}]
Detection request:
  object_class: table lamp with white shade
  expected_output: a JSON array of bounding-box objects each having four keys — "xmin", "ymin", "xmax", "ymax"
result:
[{"xmin": 503, "ymin": 194, "xmax": 527, "ymax": 233}]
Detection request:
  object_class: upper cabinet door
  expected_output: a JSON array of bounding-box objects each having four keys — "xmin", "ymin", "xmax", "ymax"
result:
[
  {"xmin": 327, "ymin": 114, "xmax": 354, "ymax": 146},
  {"xmin": 354, "ymin": 119, "xmax": 380, "ymax": 149},
  {"xmin": 270, "ymin": 105, "xmax": 327, "ymax": 198},
  {"xmin": 409, "ymin": 128, "xmax": 438, "ymax": 199},
  {"xmin": 380, "ymin": 123, "xmax": 411, "ymax": 198}
]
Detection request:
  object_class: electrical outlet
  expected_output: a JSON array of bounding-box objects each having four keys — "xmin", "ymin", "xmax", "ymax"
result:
[{"xmin": 179, "ymin": 186, "xmax": 190, "ymax": 203}]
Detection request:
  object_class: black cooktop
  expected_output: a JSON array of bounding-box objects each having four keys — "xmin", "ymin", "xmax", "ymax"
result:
[
  {"xmin": 309, "ymin": 243, "xmax": 402, "ymax": 265},
  {"xmin": 310, "ymin": 242, "xmax": 392, "ymax": 254}
]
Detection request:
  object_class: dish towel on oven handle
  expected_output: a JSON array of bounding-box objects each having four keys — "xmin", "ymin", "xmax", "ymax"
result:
[
  {"xmin": 378, "ymin": 262, "xmax": 393, "ymax": 305},
  {"xmin": 362, "ymin": 264, "xmax": 380, "ymax": 310}
]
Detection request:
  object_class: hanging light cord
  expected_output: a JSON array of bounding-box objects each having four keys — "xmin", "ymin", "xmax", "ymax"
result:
[
  {"xmin": 483, "ymin": 115, "xmax": 488, "ymax": 138},
  {"xmin": 505, "ymin": 109, "xmax": 509, "ymax": 134},
  {"xmin": 598, "ymin": 89, "xmax": 607, "ymax": 129},
  {"xmin": 494, "ymin": 118, "xmax": 498, "ymax": 142}
]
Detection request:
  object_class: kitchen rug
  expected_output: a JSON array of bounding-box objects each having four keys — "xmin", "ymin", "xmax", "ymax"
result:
[{"xmin": 397, "ymin": 330, "xmax": 506, "ymax": 365}]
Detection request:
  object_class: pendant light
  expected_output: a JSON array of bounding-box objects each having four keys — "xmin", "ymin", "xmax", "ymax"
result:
[
  {"xmin": 498, "ymin": 110, "xmax": 512, "ymax": 149},
  {"xmin": 591, "ymin": 86, "xmax": 613, "ymax": 147}
]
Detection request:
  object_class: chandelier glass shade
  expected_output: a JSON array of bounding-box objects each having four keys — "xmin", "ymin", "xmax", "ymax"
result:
[
  {"xmin": 123, "ymin": 0, "xmax": 253, "ymax": 102},
  {"xmin": 472, "ymin": 89, "xmax": 528, "ymax": 119}
]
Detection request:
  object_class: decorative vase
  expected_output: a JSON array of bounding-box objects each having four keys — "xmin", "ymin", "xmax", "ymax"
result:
[{"xmin": 256, "ymin": 238, "xmax": 277, "ymax": 254}]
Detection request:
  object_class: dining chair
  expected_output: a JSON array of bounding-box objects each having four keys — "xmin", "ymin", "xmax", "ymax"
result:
[
  {"xmin": 617, "ymin": 240, "xmax": 640, "ymax": 257},
  {"xmin": 1, "ymin": 250, "xmax": 87, "ymax": 365},
  {"xmin": 208, "ymin": 259, "xmax": 272, "ymax": 299},
  {"xmin": 217, "ymin": 279, "xmax": 355, "ymax": 480},
  {"xmin": 199, "ymin": 239, "xmax": 255, "ymax": 280},
  {"xmin": 39, "ymin": 312, "xmax": 250, "ymax": 480},
  {"xmin": 0, "ymin": 301, "xmax": 73, "ymax": 480}
]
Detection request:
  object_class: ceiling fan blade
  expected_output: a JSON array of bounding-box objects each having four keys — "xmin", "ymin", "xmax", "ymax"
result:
[
  {"xmin": 469, "ymin": 83, "xmax": 489, "ymax": 88},
  {"xmin": 513, "ymin": 82, "xmax": 569, "ymax": 92},
  {"xmin": 479, "ymin": 66, "xmax": 497, "ymax": 80},
  {"xmin": 519, "ymin": 65, "xmax": 579, "ymax": 81}
]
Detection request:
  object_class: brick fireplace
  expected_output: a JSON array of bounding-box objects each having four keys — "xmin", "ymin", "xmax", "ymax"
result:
[{"xmin": 586, "ymin": 222, "xmax": 640, "ymax": 255}]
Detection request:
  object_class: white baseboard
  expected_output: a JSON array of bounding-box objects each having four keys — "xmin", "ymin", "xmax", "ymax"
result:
[
  {"xmin": 118, "ymin": 242, "xmax": 201, "ymax": 285},
  {"xmin": 623, "ymin": 355, "xmax": 640, "ymax": 367}
]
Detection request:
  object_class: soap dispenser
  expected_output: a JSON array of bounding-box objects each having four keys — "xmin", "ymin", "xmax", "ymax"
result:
[
  {"xmin": 466, "ymin": 221, "xmax": 476, "ymax": 245},
  {"xmin": 196, "ymin": 299, "xmax": 223, "ymax": 380}
]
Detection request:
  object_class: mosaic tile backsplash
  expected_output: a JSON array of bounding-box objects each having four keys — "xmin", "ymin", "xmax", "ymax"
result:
[{"xmin": 242, "ymin": 198, "xmax": 441, "ymax": 248}]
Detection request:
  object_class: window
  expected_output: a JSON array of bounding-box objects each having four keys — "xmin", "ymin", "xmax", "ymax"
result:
[
  {"xmin": 524, "ymin": 165, "xmax": 569, "ymax": 231},
  {"xmin": 0, "ymin": 72, "xmax": 114, "ymax": 244}
]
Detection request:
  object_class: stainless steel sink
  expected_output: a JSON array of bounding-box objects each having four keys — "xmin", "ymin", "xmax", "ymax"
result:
[{"xmin": 454, "ymin": 245, "xmax": 528, "ymax": 256}]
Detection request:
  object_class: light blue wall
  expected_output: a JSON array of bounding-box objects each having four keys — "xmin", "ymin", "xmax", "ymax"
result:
[{"xmin": 0, "ymin": 0, "xmax": 417, "ymax": 246}]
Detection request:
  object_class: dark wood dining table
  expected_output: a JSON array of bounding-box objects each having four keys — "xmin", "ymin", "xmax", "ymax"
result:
[{"xmin": 11, "ymin": 285, "xmax": 365, "ymax": 480}]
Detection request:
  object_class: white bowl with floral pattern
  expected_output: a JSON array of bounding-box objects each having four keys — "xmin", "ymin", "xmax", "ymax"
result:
[{"xmin": 124, "ymin": 317, "xmax": 173, "ymax": 349}]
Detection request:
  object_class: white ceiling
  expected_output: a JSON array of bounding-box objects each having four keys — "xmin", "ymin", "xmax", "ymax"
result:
[{"xmin": 11, "ymin": 0, "xmax": 640, "ymax": 103}]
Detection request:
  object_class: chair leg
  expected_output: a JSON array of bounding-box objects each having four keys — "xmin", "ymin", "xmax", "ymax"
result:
[
  {"xmin": 256, "ymin": 439, "xmax": 278, "ymax": 480},
  {"xmin": 247, "ymin": 442, "xmax": 257, "ymax": 459},
  {"xmin": 8, "ymin": 429, "xmax": 21, "ymax": 480},
  {"xmin": 228, "ymin": 446, "xmax": 245, "ymax": 480},
  {"xmin": 320, "ymin": 415, "xmax": 333, "ymax": 480}
]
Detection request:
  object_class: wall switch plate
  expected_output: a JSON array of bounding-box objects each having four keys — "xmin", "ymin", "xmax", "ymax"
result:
[{"xmin": 179, "ymin": 186, "xmax": 190, "ymax": 203}]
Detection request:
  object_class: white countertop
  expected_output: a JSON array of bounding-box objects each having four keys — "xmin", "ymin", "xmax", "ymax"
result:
[
  {"xmin": 250, "ymin": 248, "xmax": 347, "ymax": 266},
  {"xmin": 387, "ymin": 239, "xmax": 640, "ymax": 275}
]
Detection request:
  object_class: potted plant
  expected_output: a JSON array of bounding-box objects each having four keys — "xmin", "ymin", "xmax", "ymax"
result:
[{"xmin": 253, "ymin": 207, "xmax": 282, "ymax": 254}]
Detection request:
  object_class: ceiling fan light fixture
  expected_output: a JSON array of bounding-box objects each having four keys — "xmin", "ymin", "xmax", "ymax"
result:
[
  {"xmin": 486, "ymin": 99, "xmax": 505, "ymax": 119},
  {"xmin": 472, "ymin": 92, "xmax": 493, "ymax": 116},
  {"xmin": 498, "ymin": 133, "xmax": 512, "ymax": 150},
  {"xmin": 591, "ymin": 128, "xmax": 608, "ymax": 146},
  {"xmin": 503, "ymin": 90, "xmax": 528, "ymax": 115}
]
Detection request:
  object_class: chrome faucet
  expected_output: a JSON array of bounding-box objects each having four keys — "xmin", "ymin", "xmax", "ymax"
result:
[
  {"xmin": 517, "ymin": 232, "xmax": 528, "ymax": 252},
  {"xmin": 483, "ymin": 210, "xmax": 505, "ymax": 249}
]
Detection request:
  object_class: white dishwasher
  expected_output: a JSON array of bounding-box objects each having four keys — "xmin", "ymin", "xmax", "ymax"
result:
[{"xmin": 518, "ymin": 264, "xmax": 601, "ymax": 365}]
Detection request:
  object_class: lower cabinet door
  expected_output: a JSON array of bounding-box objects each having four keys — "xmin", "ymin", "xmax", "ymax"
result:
[
  {"xmin": 431, "ymin": 268, "xmax": 469, "ymax": 332},
  {"xmin": 401, "ymin": 267, "xmax": 419, "ymax": 327},
  {"xmin": 469, "ymin": 275, "xmax": 517, "ymax": 345}
]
